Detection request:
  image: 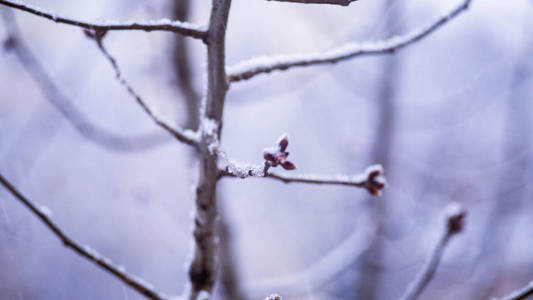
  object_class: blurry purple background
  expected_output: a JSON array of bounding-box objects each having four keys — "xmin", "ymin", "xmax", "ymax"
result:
[{"xmin": 1, "ymin": 0, "xmax": 532, "ymax": 299}]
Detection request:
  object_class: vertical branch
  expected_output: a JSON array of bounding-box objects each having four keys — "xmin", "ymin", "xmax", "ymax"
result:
[
  {"xmin": 399, "ymin": 203, "xmax": 467, "ymax": 300},
  {"xmin": 188, "ymin": 0, "xmax": 231, "ymax": 299},
  {"xmin": 172, "ymin": 0, "xmax": 201, "ymax": 130},
  {"xmin": 355, "ymin": 0, "xmax": 401, "ymax": 298}
]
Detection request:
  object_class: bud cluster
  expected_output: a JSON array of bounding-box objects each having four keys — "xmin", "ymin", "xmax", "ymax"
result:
[{"xmin": 263, "ymin": 134, "xmax": 296, "ymax": 171}]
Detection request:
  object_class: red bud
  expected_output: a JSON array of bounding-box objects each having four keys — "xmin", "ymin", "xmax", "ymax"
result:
[{"xmin": 281, "ymin": 161, "xmax": 296, "ymax": 170}]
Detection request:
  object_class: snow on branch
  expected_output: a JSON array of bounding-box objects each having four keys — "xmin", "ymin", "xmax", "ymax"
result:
[
  {"xmin": 399, "ymin": 202, "xmax": 467, "ymax": 300},
  {"xmin": 267, "ymin": 0, "xmax": 357, "ymax": 6},
  {"xmin": 0, "ymin": 173, "xmax": 171, "ymax": 300},
  {"xmin": 227, "ymin": 0, "xmax": 472, "ymax": 83},
  {"xmin": 83, "ymin": 30, "xmax": 200, "ymax": 148},
  {"xmin": 217, "ymin": 134, "xmax": 386, "ymax": 196},
  {"xmin": 496, "ymin": 280, "xmax": 533, "ymax": 300},
  {"xmin": 0, "ymin": 0, "xmax": 207, "ymax": 40},
  {"xmin": 265, "ymin": 167, "xmax": 386, "ymax": 196},
  {"xmin": 1, "ymin": 10, "xmax": 172, "ymax": 153}
]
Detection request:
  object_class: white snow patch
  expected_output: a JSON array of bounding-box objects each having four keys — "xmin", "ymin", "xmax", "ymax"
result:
[{"xmin": 38, "ymin": 205, "xmax": 52, "ymax": 217}]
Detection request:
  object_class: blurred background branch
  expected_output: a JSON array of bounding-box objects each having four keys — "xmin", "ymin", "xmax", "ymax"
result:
[
  {"xmin": 0, "ymin": 173, "xmax": 170, "ymax": 300},
  {"xmin": 1, "ymin": 9, "xmax": 174, "ymax": 153},
  {"xmin": 227, "ymin": 0, "xmax": 472, "ymax": 83},
  {"xmin": 0, "ymin": 0, "xmax": 207, "ymax": 39}
]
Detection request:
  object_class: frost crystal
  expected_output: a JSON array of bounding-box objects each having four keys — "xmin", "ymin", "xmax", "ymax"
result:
[
  {"xmin": 222, "ymin": 159, "xmax": 264, "ymax": 178},
  {"xmin": 265, "ymin": 294, "xmax": 282, "ymax": 300},
  {"xmin": 202, "ymin": 118, "xmax": 220, "ymax": 155},
  {"xmin": 83, "ymin": 245, "xmax": 101, "ymax": 259},
  {"xmin": 38, "ymin": 205, "xmax": 52, "ymax": 217}
]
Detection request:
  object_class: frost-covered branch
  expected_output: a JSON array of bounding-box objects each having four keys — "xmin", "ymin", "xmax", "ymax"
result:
[
  {"xmin": 0, "ymin": 173, "xmax": 171, "ymax": 300},
  {"xmin": 0, "ymin": 0, "xmax": 207, "ymax": 40},
  {"xmin": 85, "ymin": 31, "xmax": 200, "ymax": 148},
  {"xmin": 1, "ymin": 10, "xmax": 171, "ymax": 153},
  {"xmin": 186, "ymin": 0, "xmax": 232, "ymax": 299},
  {"xmin": 266, "ymin": 167, "xmax": 386, "ymax": 195},
  {"xmin": 267, "ymin": 0, "xmax": 357, "ymax": 6},
  {"xmin": 399, "ymin": 203, "xmax": 467, "ymax": 300},
  {"xmin": 217, "ymin": 134, "xmax": 386, "ymax": 195},
  {"xmin": 220, "ymin": 162, "xmax": 387, "ymax": 196},
  {"xmin": 496, "ymin": 280, "xmax": 533, "ymax": 300},
  {"xmin": 227, "ymin": 0, "xmax": 472, "ymax": 83}
]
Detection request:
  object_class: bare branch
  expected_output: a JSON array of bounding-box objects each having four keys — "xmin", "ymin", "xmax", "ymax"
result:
[
  {"xmin": 399, "ymin": 202, "xmax": 467, "ymax": 300},
  {"xmin": 267, "ymin": 0, "xmax": 357, "ymax": 6},
  {"xmin": 1, "ymin": 10, "xmax": 172, "ymax": 153},
  {"xmin": 0, "ymin": 0, "xmax": 207, "ymax": 40},
  {"xmin": 0, "ymin": 173, "xmax": 171, "ymax": 300},
  {"xmin": 187, "ymin": 0, "xmax": 232, "ymax": 299},
  {"xmin": 496, "ymin": 280, "xmax": 533, "ymax": 300},
  {"xmin": 227, "ymin": 0, "xmax": 472, "ymax": 83},
  {"xmin": 88, "ymin": 35, "xmax": 200, "ymax": 148},
  {"xmin": 220, "ymin": 161, "xmax": 387, "ymax": 196},
  {"xmin": 172, "ymin": 0, "xmax": 201, "ymax": 131},
  {"xmin": 217, "ymin": 134, "xmax": 385, "ymax": 195}
]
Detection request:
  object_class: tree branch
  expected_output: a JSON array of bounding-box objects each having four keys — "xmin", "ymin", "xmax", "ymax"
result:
[
  {"xmin": 227, "ymin": 0, "xmax": 472, "ymax": 83},
  {"xmin": 266, "ymin": 0, "xmax": 357, "ymax": 6},
  {"xmin": 496, "ymin": 280, "xmax": 533, "ymax": 300},
  {"xmin": 399, "ymin": 202, "xmax": 467, "ymax": 300},
  {"xmin": 1, "ymin": 9, "xmax": 172, "ymax": 153},
  {"xmin": 187, "ymin": 0, "xmax": 232, "ymax": 299},
  {"xmin": 0, "ymin": 0, "xmax": 207, "ymax": 40},
  {"xmin": 89, "ymin": 35, "xmax": 200, "ymax": 148},
  {"xmin": 220, "ymin": 161, "xmax": 387, "ymax": 196},
  {"xmin": 0, "ymin": 173, "xmax": 171, "ymax": 300}
]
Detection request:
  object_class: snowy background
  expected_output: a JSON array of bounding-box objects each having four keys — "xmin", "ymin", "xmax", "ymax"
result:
[{"xmin": 1, "ymin": 0, "xmax": 532, "ymax": 299}]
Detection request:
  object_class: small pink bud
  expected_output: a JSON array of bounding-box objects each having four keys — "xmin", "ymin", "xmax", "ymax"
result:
[
  {"xmin": 263, "ymin": 152, "xmax": 276, "ymax": 162},
  {"xmin": 281, "ymin": 161, "xmax": 296, "ymax": 170},
  {"xmin": 278, "ymin": 135, "xmax": 289, "ymax": 152}
]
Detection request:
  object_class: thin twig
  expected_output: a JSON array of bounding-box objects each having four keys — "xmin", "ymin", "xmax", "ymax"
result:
[
  {"xmin": 266, "ymin": 0, "xmax": 357, "ymax": 6},
  {"xmin": 399, "ymin": 202, "xmax": 467, "ymax": 300},
  {"xmin": 227, "ymin": 0, "xmax": 472, "ymax": 83},
  {"xmin": 1, "ymin": 9, "xmax": 171, "ymax": 153},
  {"xmin": 496, "ymin": 280, "xmax": 533, "ymax": 300},
  {"xmin": 0, "ymin": 0, "xmax": 207, "ymax": 40},
  {"xmin": 92, "ymin": 39, "xmax": 200, "ymax": 148},
  {"xmin": 0, "ymin": 173, "xmax": 171, "ymax": 300},
  {"xmin": 220, "ymin": 162, "xmax": 387, "ymax": 196}
]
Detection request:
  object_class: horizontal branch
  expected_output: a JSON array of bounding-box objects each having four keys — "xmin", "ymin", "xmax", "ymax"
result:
[
  {"xmin": 227, "ymin": 0, "xmax": 472, "ymax": 82},
  {"xmin": 497, "ymin": 280, "xmax": 533, "ymax": 300},
  {"xmin": 2, "ymin": 10, "xmax": 172, "ymax": 153},
  {"xmin": 0, "ymin": 0, "xmax": 207, "ymax": 40},
  {"xmin": 92, "ymin": 37, "xmax": 200, "ymax": 148},
  {"xmin": 0, "ymin": 173, "xmax": 171, "ymax": 300},
  {"xmin": 219, "ymin": 160, "xmax": 386, "ymax": 196},
  {"xmin": 399, "ymin": 202, "xmax": 467, "ymax": 300},
  {"xmin": 266, "ymin": 0, "xmax": 357, "ymax": 6}
]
